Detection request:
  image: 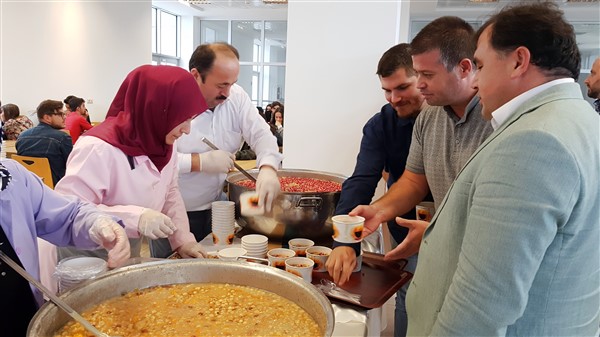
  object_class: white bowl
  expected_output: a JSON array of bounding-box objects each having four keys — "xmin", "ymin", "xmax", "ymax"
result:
[{"xmin": 217, "ymin": 247, "xmax": 247, "ymax": 261}]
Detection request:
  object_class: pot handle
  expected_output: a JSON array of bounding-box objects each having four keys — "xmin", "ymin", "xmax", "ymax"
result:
[{"xmin": 296, "ymin": 197, "xmax": 323, "ymax": 209}]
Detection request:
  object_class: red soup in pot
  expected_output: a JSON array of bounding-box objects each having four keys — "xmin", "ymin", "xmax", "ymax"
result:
[{"xmin": 236, "ymin": 177, "xmax": 342, "ymax": 193}]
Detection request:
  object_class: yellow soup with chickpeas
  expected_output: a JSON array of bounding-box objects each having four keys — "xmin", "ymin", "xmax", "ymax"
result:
[{"xmin": 54, "ymin": 283, "xmax": 321, "ymax": 337}]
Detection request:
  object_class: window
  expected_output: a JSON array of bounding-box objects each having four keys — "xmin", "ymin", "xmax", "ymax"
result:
[
  {"xmin": 152, "ymin": 7, "xmax": 180, "ymax": 65},
  {"xmin": 200, "ymin": 20, "xmax": 287, "ymax": 107}
]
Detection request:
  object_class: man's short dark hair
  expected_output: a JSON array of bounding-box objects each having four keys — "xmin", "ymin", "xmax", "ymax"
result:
[
  {"xmin": 36, "ymin": 100, "xmax": 63, "ymax": 120},
  {"xmin": 476, "ymin": 2, "xmax": 580, "ymax": 80},
  {"xmin": 68, "ymin": 97, "xmax": 85, "ymax": 112},
  {"xmin": 1, "ymin": 104, "xmax": 20, "ymax": 120},
  {"xmin": 411, "ymin": 16, "xmax": 476, "ymax": 71},
  {"xmin": 189, "ymin": 42, "xmax": 240, "ymax": 82},
  {"xmin": 377, "ymin": 43, "xmax": 416, "ymax": 78}
]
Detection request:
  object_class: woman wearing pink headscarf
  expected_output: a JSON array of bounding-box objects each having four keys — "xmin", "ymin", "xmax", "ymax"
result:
[{"xmin": 55, "ymin": 65, "xmax": 209, "ymax": 259}]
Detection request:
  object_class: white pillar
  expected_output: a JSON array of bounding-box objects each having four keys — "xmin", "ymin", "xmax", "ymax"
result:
[{"xmin": 283, "ymin": 1, "xmax": 406, "ymax": 181}]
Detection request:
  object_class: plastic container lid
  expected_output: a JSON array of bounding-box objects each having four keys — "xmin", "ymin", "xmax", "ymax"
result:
[{"xmin": 54, "ymin": 256, "xmax": 107, "ymax": 281}]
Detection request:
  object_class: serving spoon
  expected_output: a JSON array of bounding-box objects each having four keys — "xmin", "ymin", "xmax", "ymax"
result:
[{"xmin": 0, "ymin": 250, "xmax": 114, "ymax": 337}]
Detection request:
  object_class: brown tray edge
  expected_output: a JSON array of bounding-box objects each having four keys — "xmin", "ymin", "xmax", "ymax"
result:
[{"xmin": 311, "ymin": 252, "xmax": 413, "ymax": 309}]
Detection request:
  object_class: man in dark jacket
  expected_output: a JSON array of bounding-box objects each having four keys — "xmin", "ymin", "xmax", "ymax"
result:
[
  {"xmin": 328, "ymin": 43, "xmax": 430, "ymax": 337},
  {"xmin": 16, "ymin": 99, "xmax": 73, "ymax": 185}
]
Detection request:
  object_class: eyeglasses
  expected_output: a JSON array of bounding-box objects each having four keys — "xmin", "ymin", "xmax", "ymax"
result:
[{"xmin": 50, "ymin": 112, "xmax": 67, "ymax": 117}]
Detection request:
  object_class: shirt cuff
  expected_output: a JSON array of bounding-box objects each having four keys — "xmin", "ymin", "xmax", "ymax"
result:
[
  {"xmin": 332, "ymin": 241, "xmax": 361, "ymax": 257},
  {"xmin": 177, "ymin": 152, "xmax": 192, "ymax": 174},
  {"xmin": 257, "ymin": 154, "xmax": 283, "ymax": 171}
]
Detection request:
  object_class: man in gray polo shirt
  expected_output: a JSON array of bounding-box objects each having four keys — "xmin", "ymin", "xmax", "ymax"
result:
[{"xmin": 327, "ymin": 16, "xmax": 493, "ymax": 337}]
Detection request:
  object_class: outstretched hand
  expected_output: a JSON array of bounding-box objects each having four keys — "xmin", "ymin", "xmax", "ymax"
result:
[{"xmin": 384, "ymin": 217, "xmax": 429, "ymax": 261}]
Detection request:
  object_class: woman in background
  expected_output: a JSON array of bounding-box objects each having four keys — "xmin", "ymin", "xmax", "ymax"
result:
[
  {"xmin": 1, "ymin": 103, "xmax": 33, "ymax": 140},
  {"xmin": 55, "ymin": 65, "xmax": 209, "ymax": 260}
]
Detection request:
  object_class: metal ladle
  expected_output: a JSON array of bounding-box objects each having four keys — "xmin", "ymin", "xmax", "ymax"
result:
[
  {"xmin": 201, "ymin": 137, "xmax": 257, "ymax": 182},
  {"xmin": 0, "ymin": 250, "xmax": 113, "ymax": 337}
]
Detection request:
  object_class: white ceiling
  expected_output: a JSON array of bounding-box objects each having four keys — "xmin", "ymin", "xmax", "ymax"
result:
[
  {"xmin": 156, "ymin": 0, "xmax": 599, "ymax": 20},
  {"xmin": 154, "ymin": 0, "xmax": 599, "ymax": 50}
]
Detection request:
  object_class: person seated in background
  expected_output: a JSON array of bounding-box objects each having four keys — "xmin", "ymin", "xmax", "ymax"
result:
[
  {"xmin": 257, "ymin": 106, "xmax": 265, "ymax": 121},
  {"xmin": 16, "ymin": 100, "xmax": 73, "ymax": 185},
  {"xmin": 270, "ymin": 101, "xmax": 284, "ymax": 116},
  {"xmin": 55, "ymin": 65, "xmax": 209, "ymax": 260},
  {"xmin": 0, "ymin": 158, "xmax": 130, "ymax": 336},
  {"xmin": 63, "ymin": 95, "xmax": 75, "ymax": 112},
  {"xmin": 270, "ymin": 110, "xmax": 284, "ymax": 147},
  {"xmin": 1, "ymin": 103, "xmax": 33, "ymax": 140},
  {"xmin": 65, "ymin": 96, "xmax": 93, "ymax": 143},
  {"xmin": 263, "ymin": 104, "xmax": 273, "ymax": 123}
]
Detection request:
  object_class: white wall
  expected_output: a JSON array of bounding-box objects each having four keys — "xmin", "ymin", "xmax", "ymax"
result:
[
  {"xmin": 284, "ymin": 1, "xmax": 405, "ymax": 184},
  {"xmin": 0, "ymin": 1, "xmax": 151, "ymax": 122}
]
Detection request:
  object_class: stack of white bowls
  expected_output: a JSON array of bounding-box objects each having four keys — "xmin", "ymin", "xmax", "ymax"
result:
[
  {"xmin": 241, "ymin": 234, "xmax": 269, "ymax": 258},
  {"xmin": 211, "ymin": 201, "xmax": 236, "ymax": 245}
]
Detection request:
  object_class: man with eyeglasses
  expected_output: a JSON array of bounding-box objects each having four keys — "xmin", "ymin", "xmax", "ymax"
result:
[{"xmin": 16, "ymin": 99, "xmax": 73, "ymax": 185}]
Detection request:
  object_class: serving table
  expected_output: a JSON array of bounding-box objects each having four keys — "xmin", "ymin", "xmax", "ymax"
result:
[{"xmin": 195, "ymin": 233, "xmax": 393, "ymax": 337}]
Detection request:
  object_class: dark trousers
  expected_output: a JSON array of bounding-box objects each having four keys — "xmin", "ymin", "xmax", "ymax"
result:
[{"xmin": 187, "ymin": 209, "xmax": 212, "ymax": 242}]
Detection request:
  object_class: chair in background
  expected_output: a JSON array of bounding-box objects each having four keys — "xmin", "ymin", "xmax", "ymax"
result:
[{"xmin": 11, "ymin": 154, "xmax": 54, "ymax": 189}]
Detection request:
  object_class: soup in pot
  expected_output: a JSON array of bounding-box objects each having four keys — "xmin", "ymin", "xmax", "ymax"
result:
[
  {"xmin": 54, "ymin": 283, "xmax": 321, "ymax": 337},
  {"xmin": 236, "ymin": 177, "xmax": 341, "ymax": 193}
]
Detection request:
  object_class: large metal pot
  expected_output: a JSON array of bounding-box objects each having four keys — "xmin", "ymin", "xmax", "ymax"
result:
[
  {"xmin": 226, "ymin": 169, "xmax": 346, "ymax": 244},
  {"xmin": 28, "ymin": 259, "xmax": 334, "ymax": 336}
]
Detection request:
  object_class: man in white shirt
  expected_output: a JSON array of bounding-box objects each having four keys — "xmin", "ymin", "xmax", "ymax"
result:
[{"xmin": 177, "ymin": 43, "xmax": 283, "ymax": 241}]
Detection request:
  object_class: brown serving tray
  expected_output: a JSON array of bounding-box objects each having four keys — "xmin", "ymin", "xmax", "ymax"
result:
[{"xmin": 311, "ymin": 251, "xmax": 413, "ymax": 309}]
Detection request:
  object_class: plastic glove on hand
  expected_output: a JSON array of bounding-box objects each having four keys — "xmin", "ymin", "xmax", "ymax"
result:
[
  {"xmin": 177, "ymin": 241, "xmax": 207, "ymax": 258},
  {"xmin": 89, "ymin": 217, "xmax": 131, "ymax": 268},
  {"xmin": 138, "ymin": 209, "xmax": 177, "ymax": 240},
  {"xmin": 256, "ymin": 167, "xmax": 280, "ymax": 212},
  {"xmin": 200, "ymin": 150, "xmax": 235, "ymax": 173}
]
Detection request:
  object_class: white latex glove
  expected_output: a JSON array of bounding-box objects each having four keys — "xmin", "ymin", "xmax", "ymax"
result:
[
  {"xmin": 177, "ymin": 241, "xmax": 207, "ymax": 258},
  {"xmin": 89, "ymin": 217, "xmax": 131, "ymax": 268},
  {"xmin": 138, "ymin": 209, "xmax": 177, "ymax": 240},
  {"xmin": 200, "ymin": 150, "xmax": 235, "ymax": 173},
  {"xmin": 256, "ymin": 167, "xmax": 280, "ymax": 212}
]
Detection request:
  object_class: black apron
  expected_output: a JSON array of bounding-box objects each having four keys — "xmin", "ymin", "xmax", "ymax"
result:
[{"xmin": 0, "ymin": 226, "xmax": 39, "ymax": 336}]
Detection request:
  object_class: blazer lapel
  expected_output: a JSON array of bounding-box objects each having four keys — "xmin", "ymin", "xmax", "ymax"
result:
[{"xmin": 426, "ymin": 82, "xmax": 583, "ymax": 231}]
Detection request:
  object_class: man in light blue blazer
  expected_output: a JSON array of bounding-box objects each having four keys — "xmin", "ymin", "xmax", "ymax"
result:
[{"xmin": 406, "ymin": 3, "xmax": 600, "ymax": 336}]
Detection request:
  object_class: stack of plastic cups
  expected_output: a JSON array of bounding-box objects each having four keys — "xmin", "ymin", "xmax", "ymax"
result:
[
  {"xmin": 54, "ymin": 256, "xmax": 107, "ymax": 294},
  {"xmin": 241, "ymin": 234, "xmax": 269, "ymax": 258},
  {"xmin": 211, "ymin": 201, "xmax": 236, "ymax": 246}
]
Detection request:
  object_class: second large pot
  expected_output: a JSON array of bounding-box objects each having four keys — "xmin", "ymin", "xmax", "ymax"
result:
[{"xmin": 226, "ymin": 169, "xmax": 346, "ymax": 244}]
